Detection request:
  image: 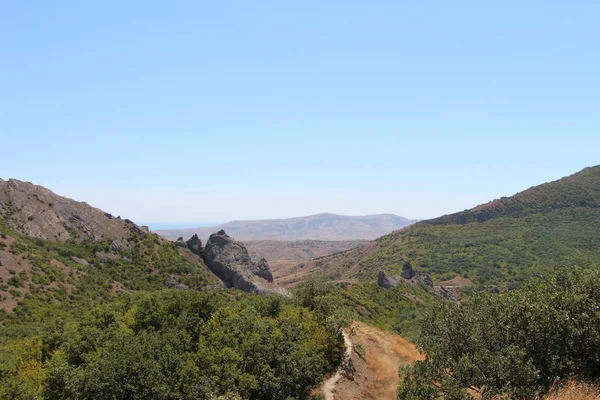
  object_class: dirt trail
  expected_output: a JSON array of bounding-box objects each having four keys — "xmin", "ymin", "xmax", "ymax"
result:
[
  {"xmin": 323, "ymin": 331, "xmax": 353, "ymax": 400},
  {"xmin": 318, "ymin": 321, "xmax": 423, "ymax": 400}
]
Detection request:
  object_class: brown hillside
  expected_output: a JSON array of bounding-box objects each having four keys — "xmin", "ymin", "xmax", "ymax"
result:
[
  {"xmin": 0, "ymin": 178, "xmax": 146, "ymax": 243},
  {"xmin": 155, "ymin": 213, "xmax": 416, "ymax": 242}
]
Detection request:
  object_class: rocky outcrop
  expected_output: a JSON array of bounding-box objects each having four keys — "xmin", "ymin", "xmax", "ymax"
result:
[
  {"xmin": 203, "ymin": 230, "xmax": 289, "ymax": 297},
  {"xmin": 110, "ymin": 239, "xmax": 130, "ymax": 252},
  {"xmin": 175, "ymin": 237, "xmax": 188, "ymax": 248},
  {"xmin": 0, "ymin": 178, "xmax": 145, "ymax": 243},
  {"xmin": 71, "ymin": 257, "xmax": 89, "ymax": 266},
  {"xmin": 437, "ymin": 285, "xmax": 458, "ymax": 303},
  {"xmin": 377, "ymin": 270, "xmax": 399, "ymax": 289},
  {"xmin": 420, "ymin": 274, "xmax": 433, "ymax": 288},
  {"xmin": 186, "ymin": 234, "xmax": 203, "ymax": 257},
  {"xmin": 377, "ymin": 263, "xmax": 434, "ymax": 289},
  {"xmin": 250, "ymin": 258, "xmax": 273, "ymax": 283},
  {"xmin": 400, "ymin": 261, "xmax": 417, "ymax": 280},
  {"xmin": 377, "ymin": 264, "xmax": 461, "ymax": 302},
  {"xmin": 165, "ymin": 276, "xmax": 178, "ymax": 288}
]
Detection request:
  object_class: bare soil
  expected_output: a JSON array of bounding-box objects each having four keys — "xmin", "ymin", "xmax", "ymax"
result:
[{"xmin": 316, "ymin": 321, "xmax": 423, "ymax": 400}]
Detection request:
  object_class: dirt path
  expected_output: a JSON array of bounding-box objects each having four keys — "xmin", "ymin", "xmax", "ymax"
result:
[
  {"xmin": 323, "ymin": 331, "xmax": 353, "ymax": 400},
  {"xmin": 318, "ymin": 321, "xmax": 423, "ymax": 400}
]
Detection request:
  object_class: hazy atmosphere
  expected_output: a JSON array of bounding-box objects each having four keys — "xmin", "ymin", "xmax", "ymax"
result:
[{"xmin": 3, "ymin": 1, "xmax": 599, "ymax": 225}]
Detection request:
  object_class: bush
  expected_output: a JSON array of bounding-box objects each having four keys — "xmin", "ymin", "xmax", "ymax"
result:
[
  {"xmin": 398, "ymin": 267, "xmax": 600, "ymax": 400},
  {"xmin": 1, "ymin": 290, "xmax": 343, "ymax": 400}
]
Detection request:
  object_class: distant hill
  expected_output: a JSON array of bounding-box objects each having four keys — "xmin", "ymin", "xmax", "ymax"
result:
[
  {"xmin": 245, "ymin": 239, "xmax": 369, "ymax": 262},
  {"xmin": 155, "ymin": 213, "xmax": 417, "ymax": 242},
  {"xmin": 281, "ymin": 166, "xmax": 600, "ymax": 287}
]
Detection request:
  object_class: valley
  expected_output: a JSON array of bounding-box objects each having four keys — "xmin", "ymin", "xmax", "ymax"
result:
[{"xmin": 2, "ymin": 166, "xmax": 600, "ymax": 399}]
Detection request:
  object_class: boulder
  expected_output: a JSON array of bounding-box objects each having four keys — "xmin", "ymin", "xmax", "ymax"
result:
[
  {"xmin": 71, "ymin": 256, "xmax": 90, "ymax": 267},
  {"xmin": 95, "ymin": 251, "xmax": 120, "ymax": 262},
  {"xmin": 203, "ymin": 230, "xmax": 289, "ymax": 297},
  {"xmin": 165, "ymin": 276, "xmax": 178, "ymax": 288},
  {"xmin": 110, "ymin": 239, "xmax": 130, "ymax": 252},
  {"xmin": 174, "ymin": 283, "xmax": 189, "ymax": 290},
  {"xmin": 377, "ymin": 270, "xmax": 399, "ymax": 289},
  {"xmin": 401, "ymin": 261, "xmax": 416, "ymax": 280}
]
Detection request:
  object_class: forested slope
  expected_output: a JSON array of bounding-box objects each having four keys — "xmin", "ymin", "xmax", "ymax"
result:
[{"xmin": 300, "ymin": 166, "xmax": 600, "ymax": 286}]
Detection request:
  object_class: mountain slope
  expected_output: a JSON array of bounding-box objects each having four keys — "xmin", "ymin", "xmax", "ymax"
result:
[
  {"xmin": 294, "ymin": 166, "xmax": 600, "ymax": 287},
  {"xmin": 428, "ymin": 165, "xmax": 600, "ymax": 225},
  {"xmin": 155, "ymin": 213, "xmax": 416, "ymax": 241},
  {"xmin": 0, "ymin": 179, "xmax": 219, "ymax": 314},
  {"xmin": 0, "ymin": 178, "xmax": 145, "ymax": 243}
]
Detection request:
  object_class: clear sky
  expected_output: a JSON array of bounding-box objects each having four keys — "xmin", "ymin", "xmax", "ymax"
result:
[{"xmin": 2, "ymin": 1, "xmax": 599, "ymax": 227}]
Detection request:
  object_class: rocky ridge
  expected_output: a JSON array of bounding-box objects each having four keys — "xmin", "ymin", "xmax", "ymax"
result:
[
  {"xmin": 377, "ymin": 262, "xmax": 457, "ymax": 303},
  {"xmin": 0, "ymin": 178, "xmax": 147, "ymax": 244}
]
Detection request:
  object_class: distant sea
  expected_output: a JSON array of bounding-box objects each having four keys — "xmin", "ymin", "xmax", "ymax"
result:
[{"xmin": 142, "ymin": 222, "xmax": 222, "ymax": 230}]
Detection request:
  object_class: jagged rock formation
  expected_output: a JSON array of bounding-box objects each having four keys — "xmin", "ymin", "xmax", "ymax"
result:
[
  {"xmin": 400, "ymin": 261, "xmax": 418, "ymax": 280},
  {"xmin": 377, "ymin": 270, "xmax": 400, "ymax": 289},
  {"xmin": 250, "ymin": 258, "xmax": 273, "ymax": 283},
  {"xmin": 0, "ymin": 178, "xmax": 147, "ymax": 243},
  {"xmin": 186, "ymin": 234, "xmax": 203, "ymax": 257},
  {"xmin": 378, "ymin": 262, "xmax": 434, "ymax": 289},
  {"xmin": 202, "ymin": 230, "xmax": 289, "ymax": 296},
  {"xmin": 377, "ymin": 265, "xmax": 457, "ymax": 302}
]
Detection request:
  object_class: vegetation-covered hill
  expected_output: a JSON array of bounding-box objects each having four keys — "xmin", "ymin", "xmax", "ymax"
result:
[
  {"xmin": 0, "ymin": 216, "xmax": 218, "ymax": 313},
  {"xmin": 427, "ymin": 165, "xmax": 600, "ymax": 225},
  {"xmin": 0, "ymin": 179, "xmax": 437, "ymax": 399},
  {"xmin": 297, "ymin": 166, "xmax": 600, "ymax": 287}
]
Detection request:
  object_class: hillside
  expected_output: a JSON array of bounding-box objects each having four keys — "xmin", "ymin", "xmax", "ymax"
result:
[
  {"xmin": 0, "ymin": 179, "xmax": 219, "ymax": 314},
  {"xmin": 0, "ymin": 180, "xmax": 348, "ymax": 399},
  {"xmin": 0, "ymin": 178, "xmax": 147, "ymax": 243},
  {"xmin": 245, "ymin": 239, "xmax": 368, "ymax": 262},
  {"xmin": 294, "ymin": 165, "xmax": 600, "ymax": 287},
  {"xmin": 155, "ymin": 213, "xmax": 416, "ymax": 241}
]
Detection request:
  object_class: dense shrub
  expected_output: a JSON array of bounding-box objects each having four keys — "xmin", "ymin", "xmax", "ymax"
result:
[
  {"xmin": 1, "ymin": 290, "xmax": 342, "ymax": 400},
  {"xmin": 397, "ymin": 267, "xmax": 600, "ymax": 400}
]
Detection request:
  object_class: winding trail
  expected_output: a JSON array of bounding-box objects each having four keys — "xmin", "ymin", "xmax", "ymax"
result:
[{"xmin": 323, "ymin": 330, "xmax": 353, "ymax": 400}]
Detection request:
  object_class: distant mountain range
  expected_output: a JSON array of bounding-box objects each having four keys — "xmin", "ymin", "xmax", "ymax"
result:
[{"xmin": 155, "ymin": 213, "xmax": 417, "ymax": 242}]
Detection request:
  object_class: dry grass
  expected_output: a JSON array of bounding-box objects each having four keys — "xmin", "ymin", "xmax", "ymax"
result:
[
  {"xmin": 541, "ymin": 381, "xmax": 600, "ymax": 400},
  {"xmin": 318, "ymin": 321, "xmax": 423, "ymax": 400}
]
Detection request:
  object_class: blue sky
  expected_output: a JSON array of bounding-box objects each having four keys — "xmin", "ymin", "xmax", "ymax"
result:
[{"xmin": 2, "ymin": 1, "xmax": 599, "ymax": 227}]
